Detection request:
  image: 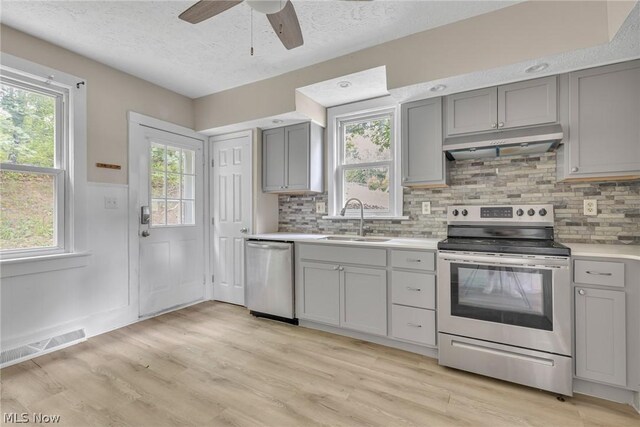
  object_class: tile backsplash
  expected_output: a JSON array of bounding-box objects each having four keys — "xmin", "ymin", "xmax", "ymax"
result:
[{"xmin": 278, "ymin": 152, "xmax": 640, "ymax": 244}]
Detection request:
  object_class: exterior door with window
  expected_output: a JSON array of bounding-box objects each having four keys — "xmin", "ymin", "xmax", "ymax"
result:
[{"xmin": 136, "ymin": 126, "xmax": 205, "ymax": 317}]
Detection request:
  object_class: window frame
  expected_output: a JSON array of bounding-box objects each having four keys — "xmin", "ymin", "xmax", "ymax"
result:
[
  {"xmin": 0, "ymin": 53, "xmax": 87, "ymax": 261},
  {"xmin": 327, "ymin": 97, "xmax": 403, "ymax": 218}
]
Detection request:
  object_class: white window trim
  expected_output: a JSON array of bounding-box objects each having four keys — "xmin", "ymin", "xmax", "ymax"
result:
[
  {"xmin": 327, "ymin": 96, "xmax": 403, "ymax": 219},
  {"xmin": 0, "ymin": 53, "xmax": 88, "ymax": 263}
]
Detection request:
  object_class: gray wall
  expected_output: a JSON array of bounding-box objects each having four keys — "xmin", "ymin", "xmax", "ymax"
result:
[{"xmin": 278, "ymin": 152, "xmax": 640, "ymax": 244}]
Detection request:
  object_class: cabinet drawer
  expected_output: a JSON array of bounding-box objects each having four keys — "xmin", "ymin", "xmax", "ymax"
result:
[
  {"xmin": 391, "ymin": 305, "xmax": 436, "ymax": 346},
  {"xmin": 390, "ymin": 250, "xmax": 435, "ymax": 271},
  {"xmin": 574, "ymin": 260, "xmax": 624, "ymax": 288},
  {"xmin": 391, "ymin": 271, "xmax": 435, "ymax": 309},
  {"xmin": 298, "ymin": 244, "xmax": 386, "ymax": 267}
]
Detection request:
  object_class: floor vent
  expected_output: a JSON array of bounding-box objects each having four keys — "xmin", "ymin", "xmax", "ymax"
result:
[{"xmin": 1, "ymin": 328, "xmax": 86, "ymax": 368}]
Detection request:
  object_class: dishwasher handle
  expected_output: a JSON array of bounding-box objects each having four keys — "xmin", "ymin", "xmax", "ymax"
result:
[{"xmin": 246, "ymin": 241, "xmax": 292, "ymax": 250}]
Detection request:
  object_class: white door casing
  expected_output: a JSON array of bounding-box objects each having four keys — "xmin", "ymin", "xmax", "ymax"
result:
[
  {"xmin": 129, "ymin": 114, "xmax": 205, "ymax": 318},
  {"xmin": 210, "ymin": 131, "xmax": 253, "ymax": 306}
]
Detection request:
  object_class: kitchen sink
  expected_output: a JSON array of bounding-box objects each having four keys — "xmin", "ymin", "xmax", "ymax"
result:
[{"xmin": 321, "ymin": 236, "xmax": 391, "ymax": 242}]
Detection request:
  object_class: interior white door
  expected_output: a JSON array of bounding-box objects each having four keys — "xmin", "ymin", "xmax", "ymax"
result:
[
  {"xmin": 211, "ymin": 132, "xmax": 252, "ymax": 305},
  {"xmin": 137, "ymin": 126, "xmax": 205, "ymax": 317}
]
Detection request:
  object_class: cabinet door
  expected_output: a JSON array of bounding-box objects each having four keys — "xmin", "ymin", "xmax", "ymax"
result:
[
  {"xmin": 262, "ymin": 127, "xmax": 286, "ymax": 191},
  {"xmin": 285, "ymin": 122, "xmax": 310, "ymax": 190},
  {"xmin": 497, "ymin": 76, "xmax": 557, "ymax": 129},
  {"xmin": 340, "ymin": 266, "xmax": 387, "ymax": 336},
  {"xmin": 298, "ymin": 262, "xmax": 340, "ymax": 326},
  {"xmin": 446, "ymin": 87, "xmax": 497, "ymax": 135},
  {"xmin": 575, "ymin": 287, "xmax": 627, "ymax": 386},
  {"xmin": 401, "ymin": 97, "xmax": 446, "ymax": 186},
  {"xmin": 567, "ymin": 60, "xmax": 640, "ymax": 176}
]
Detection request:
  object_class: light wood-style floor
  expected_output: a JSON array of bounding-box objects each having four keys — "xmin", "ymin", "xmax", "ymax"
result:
[{"xmin": 1, "ymin": 302, "xmax": 639, "ymax": 426}]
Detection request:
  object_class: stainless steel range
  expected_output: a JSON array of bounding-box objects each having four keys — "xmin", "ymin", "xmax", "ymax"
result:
[{"xmin": 437, "ymin": 204, "xmax": 573, "ymax": 396}]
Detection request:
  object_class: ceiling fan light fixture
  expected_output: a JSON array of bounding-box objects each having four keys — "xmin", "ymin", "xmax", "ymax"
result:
[
  {"xmin": 246, "ymin": 0, "xmax": 286, "ymax": 14},
  {"xmin": 338, "ymin": 81, "xmax": 352, "ymax": 89}
]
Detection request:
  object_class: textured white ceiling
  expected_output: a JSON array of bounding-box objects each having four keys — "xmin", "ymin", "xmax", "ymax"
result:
[
  {"xmin": 297, "ymin": 66, "xmax": 388, "ymax": 107},
  {"xmin": 0, "ymin": 0, "xmax": 520, "ymax": 98}
]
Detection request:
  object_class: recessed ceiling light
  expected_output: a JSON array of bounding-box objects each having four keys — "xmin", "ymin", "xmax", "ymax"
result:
[
  {"xmin": 525, "ymin": 63, "xmax": 549, "ymax": 73},
  {"xmin": 429, "ymin": 84, "xmax": 447, "ymax": 92},
  {"xmin": 337, "ymin": 81, "xmax": 352, "ymax": 88},
  {"xmin": 272, "ymin": 119, "xmax": 283, "ymax": 124}
]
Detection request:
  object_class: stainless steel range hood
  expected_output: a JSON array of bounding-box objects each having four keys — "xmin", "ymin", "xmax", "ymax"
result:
[{"xmin": 443, "ymin": 124, "xmax": 563, "ymax": 160}]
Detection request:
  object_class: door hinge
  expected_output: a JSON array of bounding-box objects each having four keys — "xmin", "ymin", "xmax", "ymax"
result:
[
  {"xmin": 211, "ymin": 275, "xmax": 215, "ymax": 283},
  {"xmin": 211, "ymin": 159, "xmax": 214, "ymax": 168},
  {"xmin": 211, "ymin": 217, "xmax": 215, "ymax": 225}
]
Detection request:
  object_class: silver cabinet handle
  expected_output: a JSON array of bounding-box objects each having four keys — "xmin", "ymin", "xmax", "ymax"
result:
[
  {"xmin": 406, "ymin": 287, "xmax": 421, "ymax": 291},
  {"xmin": 407, "ymin": 323, "xmax": 422, "ymax": 328},
  {"xmin": 571, "ymin": 167, "xmax": 579, "ymax": 173},
  {"xmin": 406, "ymin": 258, "xmax": 422, "ymax": 263},
  {"xmin": 586, "ymin": 271, "xmax": 612, "ymax": 276},
  {"xmin": 578, "ymin": 289, "xmax": 586, "ymax": 295},
  {"xmin": 491, "ymin": 123, "xmax": 497, "ymax": 128},
  {"xmin": 339, "ymin": 266, "xmax": 344, "ymax": 271},
  {"xmin": 333, "ymin": 265, "xmax": 340, "ymax": 270},
  {"xmin": 498, "ymin": 122, "xmax": 505, "ymax": 128},
  {"xmin": 240, "ymin": 227, "xmax": 248, "ymax": 234}
]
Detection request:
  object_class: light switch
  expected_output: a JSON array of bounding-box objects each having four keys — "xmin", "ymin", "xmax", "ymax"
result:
[
  {"xmin": 422, "ymin": 202, "xmax": 431, "ymax": 215},
  {"xmin": 316, "ymin": 201, "xmax": 326, "ymax": 214}
]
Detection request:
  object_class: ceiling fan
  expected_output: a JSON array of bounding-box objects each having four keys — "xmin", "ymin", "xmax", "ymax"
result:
[{"xmin": 179, "ymin": 0, "xmax": 370, "ymax": 50}]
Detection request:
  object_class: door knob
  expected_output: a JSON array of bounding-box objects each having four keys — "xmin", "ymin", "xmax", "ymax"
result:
[
  {"xmin": 578, "ymin": 289, "xmax": 586, "ymax": 296},
  {"xmin": 498, "ymin": 122, "xmax": 504, "ymax": 128},
  {"xmin": 141, "ymin": 230, "xmax": 150, "ymax": 237},
  {"xmin": 240, "ymin": 227, "xmax": 248, "ymax": 234},
  {"xmin": 491, "ymin": 123, "xmax": 497, "ymax": 128},
  {"xmin": 571, "ymin": 167, "xmax": 579, "ymax": 173}
]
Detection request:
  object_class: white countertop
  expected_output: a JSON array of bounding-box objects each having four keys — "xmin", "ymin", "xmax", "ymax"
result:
[
  {"xmin": 246, "ymin": 233, "xmax": 440, "ymax": 250},
  {"xmin": 563, "ymin": 243, "xmax": 640, "ymax": 261},
  {"xmin": 246, "ymin": 233, "xmax": 640, "ymax": 260}
]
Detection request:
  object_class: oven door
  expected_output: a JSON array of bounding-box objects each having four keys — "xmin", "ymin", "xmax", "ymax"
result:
[{"xmin": 438, "ymin": 251, "xmax": 571, "ymax": 356}]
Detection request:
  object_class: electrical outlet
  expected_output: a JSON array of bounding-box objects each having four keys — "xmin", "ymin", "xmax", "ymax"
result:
[
  {"xmin": 316, "ymin": 201, "xmax": 326, "ymax": 214},
  {"xmin": 422, "ymin": 201, "xmax": 431, "ymax": 215},
  {"xmin": 104, "ymin": 196, "xmax": 118, "ymax": 209},
  {"xmin": 584, "ymin": 199, "xmax": 597, "ymax": 216}
]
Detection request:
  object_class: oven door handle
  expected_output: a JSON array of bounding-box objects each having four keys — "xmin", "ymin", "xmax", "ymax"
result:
[{"xmin": 439, "ymin": 253, "xmax": 568, "ymax": 269}]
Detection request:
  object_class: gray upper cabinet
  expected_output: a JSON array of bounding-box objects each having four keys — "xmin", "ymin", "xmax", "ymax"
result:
[
  {"xmin": 575, "ymin": 287, "xmax": 627, "ymax": 387},
  {"xmin": 401, "ymin": 97, "xmax": 448, "ymax": 186},
  {"xmin": 562, "ymin": 60, "xmax": 640, "ymax": 179},
  {"xmin": 262, "ymin": 122, "xmax": 323, "ymax": 193},
  {"xmin": 262, "ymin": 127, "xmax": 286, "ymax": 191},
  {"xmin": 446, "ymin": 76, "xmax": 558, "ymax": 136},
  {"xmin": 446, "ymin": 87, "xmax": 497, "ymax": 135},
  {"xmin": 498, "ymin": 76, "xmax": 558, "ymax": 129}
]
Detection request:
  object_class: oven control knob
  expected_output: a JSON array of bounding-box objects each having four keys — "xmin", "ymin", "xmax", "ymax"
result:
[
  {"xmin": 461, "ymin": 209, "xmax": 468, "ymax": 216},
  {"xmin": 516, "ymin": 209, "xmax": 524, "ymax": 216},
  {"xmin": 452, "ymin": 209, "xmax": 459, "ymax": 217},
  {"xmin": 539, "ymin": 208, "xmax": 547, "ymax": 216},
  {"xmin": 527, "ymin": 209, "xmax": 536, "ymax": 216}
]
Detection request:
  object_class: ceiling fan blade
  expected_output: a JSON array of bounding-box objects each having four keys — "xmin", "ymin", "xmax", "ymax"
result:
[
  {"xmin": 267, "ymin": 0, "xmax": 303, "ymax": 50},
  {"xmin": 179, "ymin": 0, "xmax": 244, "ymax": 24}
]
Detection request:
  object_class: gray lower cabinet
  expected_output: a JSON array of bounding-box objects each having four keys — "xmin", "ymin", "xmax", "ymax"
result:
[
  {"xmin": 298, "ymin": 261, "xmax": 340, "ymax": 326},
  {"xmin": 262, "ymin": 122, "xmax": 323, "ymax": 193},
  {"xmin": 575, "ymin": 287, "xmax": 627, "ymax": 387},
  {"xmin": 340, "ymin": 266, "xmax": 387, "ymax": 336},
  {"xmin": 445, "ymin": 76, "xmax": 558, "ymax": 136},
  {"xmin": 401, "ymin": 97, "xmax": 448, "ymax": 186},
  {"xmin": 560, "ymin": 60, "xmax": 640, "ymax": 180}
]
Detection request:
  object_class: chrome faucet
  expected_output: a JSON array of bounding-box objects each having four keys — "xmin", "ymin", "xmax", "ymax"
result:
[{"xmin": 340, "ymin": 198, "xmax": 365, "ymax": 236}]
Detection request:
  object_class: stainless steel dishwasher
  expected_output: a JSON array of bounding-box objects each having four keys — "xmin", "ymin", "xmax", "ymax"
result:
[{"xmin": 245, "ymin": 240, "xmax": 296, "ymax": 324}]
